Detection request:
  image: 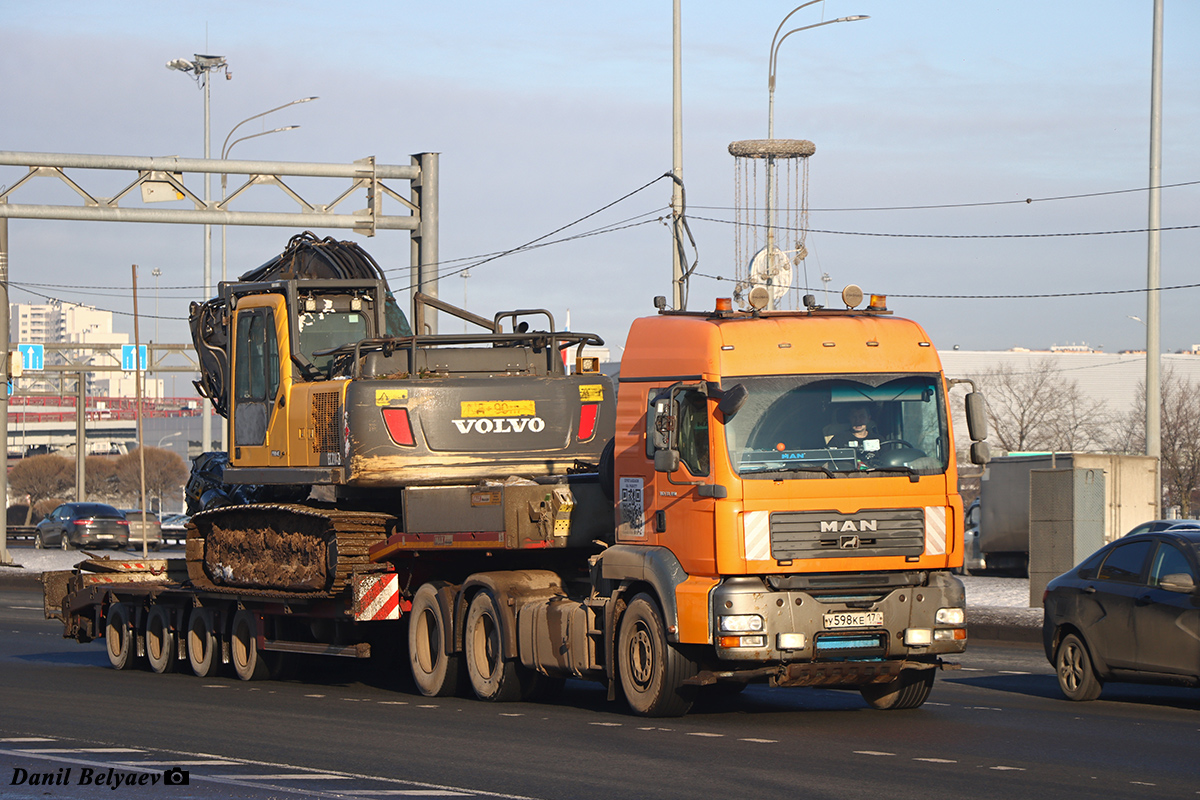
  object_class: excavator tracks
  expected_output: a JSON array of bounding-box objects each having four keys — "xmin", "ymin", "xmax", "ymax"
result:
[{"xmin": 186, "ymin": 504, "xmax": 395, "ymax": 595}]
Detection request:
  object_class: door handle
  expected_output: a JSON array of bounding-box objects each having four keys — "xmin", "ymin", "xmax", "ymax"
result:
[{"xmin": 1082, "ymin": 585, "xmax": 1096, "ymax": 594}]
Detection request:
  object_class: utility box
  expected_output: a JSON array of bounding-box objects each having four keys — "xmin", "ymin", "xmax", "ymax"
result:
[
  {"xmin": 979, "ymin": 453, "xmax": 1158, "ymax": 576},
  {"xmin": 1028, "ymin": 468, "xmax": 1107, "ymax": 607}
]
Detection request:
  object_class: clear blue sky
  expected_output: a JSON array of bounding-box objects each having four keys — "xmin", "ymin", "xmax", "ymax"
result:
[{"xmin": 2, "ymin": 1, "xmax": 1198, "ymax": 354}]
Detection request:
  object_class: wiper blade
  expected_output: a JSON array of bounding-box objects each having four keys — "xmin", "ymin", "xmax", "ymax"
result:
[
  {"xmin": 742, "ymin": 464, "xmax": 836, "ymax": 478},
  {"xmin": 861, "ymin": 465, "xmax": 921, "ymax": 482}
]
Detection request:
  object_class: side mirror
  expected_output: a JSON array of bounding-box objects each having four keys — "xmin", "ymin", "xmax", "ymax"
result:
[
  {"xmin": 654, "ymin": 449, "xmax": 680, "ymax": 474},
  {"xmin": 965, "ymin": 392, "xmax": 988, "ymax": 442},
  {"xmin": 717, "ymin": 383, "xmax": 748, "ymax": 421},
  {"xmin": 1159, "ymin": 573, "xmax": 1197, "ymax": 594},
  {"xmin": 970, "ymin": 441, "xmax": 991, "ymax": 465}
]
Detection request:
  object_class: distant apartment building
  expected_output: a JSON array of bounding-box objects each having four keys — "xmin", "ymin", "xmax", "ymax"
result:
[{"xmin": 9, "ymin": 300, "xmax": 163, "ymax": 398}]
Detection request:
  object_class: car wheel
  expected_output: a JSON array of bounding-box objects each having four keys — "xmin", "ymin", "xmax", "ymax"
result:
[
  {"xmin": 61, "ymin": 536, "xmax": 73, "ymax": 551},
  {"xmin": 105, "ymin": 603, "xmax": 138, "ymax": 670},
  {"xmin": 408, "ymin": 582, "xmax": 463, "ymax": 697},
  {"xmin": 34, "ymin": 533, "xmax": 45, "ymax": 549},
  {"xmin": 1056, "ymin": 632, "xmax": 1102, "ymax": 701}
]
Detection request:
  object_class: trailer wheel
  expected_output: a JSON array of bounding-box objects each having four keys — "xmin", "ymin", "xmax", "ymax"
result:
[
  {"xmin": 617, "ymin": 593, "xmax": 697, "ymax": 717},
  {"xmin": 860, "ymin": 667, "xmax": 936, "ymax": 710},
  {"xmin": 187, "ymin": 609, "xmax": 219, "ymax": 677},
  {"xmin": 105, "ymin": 602, "xmax": 137, "ymax": 670},
  {"xmin": 408, "ymin": 583, "xmax": 462, "ymax": 697},
  {"xmin": 231, "ymin": 610, "xmax": 269, "ymax": 681},
  {"xmin": 464, "ymin": 591, "xmax": 524, "ymax": 702},
  {"xmin": 145, "ymin": 605, "xmax": 177, "ymax": 674}
]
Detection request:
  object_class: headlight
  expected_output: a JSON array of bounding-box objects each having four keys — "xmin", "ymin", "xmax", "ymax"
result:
[
  {"xmin": 935, "ymin": 607, "xmax": 965, "ymax": 625},
  {"xmin": 718, "ymin": 614, "xmax": 764, "ymax": 633},
  {"xmin": 777, "ymin": 633, "xmax": 807, "ymax": 650}
]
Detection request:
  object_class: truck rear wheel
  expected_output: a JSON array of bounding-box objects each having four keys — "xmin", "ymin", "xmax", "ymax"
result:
[
  {"xmin": 187, "ymin": 609, "xmax": 219, "ymax": 677},
  {"xmin": 859, "ymin": 667, "xmax": 935, "ymax": 710},
  {"xmin": 105, "ymin": 602, "xmax": 137, "ymax": 670},
  {"xmin": 145, "ymin": 605, "xmax": 177, "ymax": 674},
  {"xmin": 618, "ymin": 593, "xmax": 697, "ymax": 717},
  {"xmin": 464, "ymin": 591, "xmax": 524, "ymax": 702},
  {"xmin": 231, "ymin": 610, "xmax": 269, "ymax": 681},
  {"xmin": 408, "ymin": 583, "xmax": 462, "ymax": 697}
]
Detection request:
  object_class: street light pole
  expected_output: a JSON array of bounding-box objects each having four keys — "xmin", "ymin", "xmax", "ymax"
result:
[
  {"xmin": 151, "ymin": 267, "xmax": 161, "ymax": 346},
  {"xmin": 1146, "ymin": 0, "xmax": 1164, "ymax": 515},
  {"xmin": 765, "ymin": 5, "xmax": 866, "ymax": 308},
  {"xmin": 166, "ymin": 54, "xmax": 229, "ymax": 455}
]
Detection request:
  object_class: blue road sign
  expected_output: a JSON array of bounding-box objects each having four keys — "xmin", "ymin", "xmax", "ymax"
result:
[
  {"xmin": 121, "ymin": 344, "xmax": 147, "ymax": 371},
  {"xmin": 18, "ymin": 343, "xmax": 44, "ymax": 371}
]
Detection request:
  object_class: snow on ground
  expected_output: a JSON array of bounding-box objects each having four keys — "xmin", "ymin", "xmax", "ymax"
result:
[{"xmin": 2, "ymin": 548, "xmax": 1036, "ymax": 609}]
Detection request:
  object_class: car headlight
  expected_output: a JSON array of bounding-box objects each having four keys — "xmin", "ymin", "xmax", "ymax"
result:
[
  {"xmin": 718, "ymin": 614, "xmax": 764, "ymax": 633},
  {"xmin": 935, "ymin": 607, "xmax": 965, "ymax": 625}
]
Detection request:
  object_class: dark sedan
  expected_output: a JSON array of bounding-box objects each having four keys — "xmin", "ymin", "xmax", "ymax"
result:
[
  {"xmin": 34, "ymin": 502, "xmax": 130, "ymax": 550},
  {"xmin": 1043, "ymin": 530, "xmax": 1200, "ymax": 700}
]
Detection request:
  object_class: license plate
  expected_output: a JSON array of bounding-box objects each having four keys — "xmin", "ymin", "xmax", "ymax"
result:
[{"xmin": 823, "ymin": 611, "xmax": 883, "ymax": 629}]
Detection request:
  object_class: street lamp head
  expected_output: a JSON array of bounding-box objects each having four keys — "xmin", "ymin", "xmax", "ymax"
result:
[{"xmin": 165, "ymin": 58, "xmax": 194, "ymax": 72}]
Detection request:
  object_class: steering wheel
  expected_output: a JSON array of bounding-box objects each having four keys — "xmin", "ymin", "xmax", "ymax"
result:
[{"xmin": 877, "ymin": 439, "xmax": 916, "ymax": 450}]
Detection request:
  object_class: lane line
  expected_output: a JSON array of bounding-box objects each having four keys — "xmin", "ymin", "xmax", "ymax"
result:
[
  {"xmin": 855, "ymin": 751, "xmax": 896, "ymax": 757},
  {"xmin": 213, "ymin": 773, "xmax": 352, "ymax": 780}
]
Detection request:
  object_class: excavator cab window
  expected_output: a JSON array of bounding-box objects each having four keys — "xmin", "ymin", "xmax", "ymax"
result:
[
  {"xmin": 234, "ymin": 308, "xmax": 280, "ymax": 446},
  {"xmin": 297, "ymin": 297, "xmax": 372, "ymax": 373}
]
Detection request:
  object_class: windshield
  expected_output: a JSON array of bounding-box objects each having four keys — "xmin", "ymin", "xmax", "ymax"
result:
[
  {"xmin": 724, "ymin": 373, "xmax": 949, "ymax": 478},
  {"xmin": 298, "ymin": 306, "xmax": 371, "ymax": 371}
]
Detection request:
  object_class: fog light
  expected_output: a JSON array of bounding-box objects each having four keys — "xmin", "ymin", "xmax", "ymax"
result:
[
  {"xmin": 777, "ymin": 633, "xmax": 807, "ymax": 651},
  {"xmin": 936, "ymin": 607, "xmax": 965, "ymax": 625},
  {"xmin": 904, "ymin": 628, "xmax": 933, "ymax": 646},
  {"xmin": 718, "ymin": 614, "xmax": 764, "ymax": 633}
]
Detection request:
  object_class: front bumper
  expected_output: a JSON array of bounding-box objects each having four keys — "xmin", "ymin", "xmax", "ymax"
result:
[{"xmin": 709, "ymin": 571, "xmax": 967, "ymax": 667}]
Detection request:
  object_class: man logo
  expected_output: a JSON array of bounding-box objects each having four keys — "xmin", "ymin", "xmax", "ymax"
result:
[
  {"xmin": 839, "ymin": 535, "xmax": 861, "ymax": 550},
  {"xmin": 820, "ymin": 519, "xmax": 878, "ymax": 533}
]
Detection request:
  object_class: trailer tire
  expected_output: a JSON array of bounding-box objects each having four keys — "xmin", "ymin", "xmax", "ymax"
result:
[
  {"xmin": 231, "ymin": 610, "xmax": 269, "ymax": 681},
  {"xmin": 464, "ymin": 591, "xmax": 524, "ymax": 702},
  {"xmin": 617, "ymin": 593, "xmax": 698, "ymax": 717},
  {"xmin": 187, "ymin": 609, "xmax": 219, "ymax": 677},
  {"xmin": 105, "ymin": 602, "xmax": 138, "ymax": 670},
  {"xmin": 145, "ymin": 605, "xmax": 177, "ymax": 674},
  {"xmin": 860, "ymin": 667, "xmax": 936, "ymax": 710},
  {"xmin": 408, "ymin": 583, "xmax": 462, "ymax": 697}
]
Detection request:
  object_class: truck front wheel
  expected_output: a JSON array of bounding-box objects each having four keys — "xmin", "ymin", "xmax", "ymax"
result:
[
  {"xmin": 464, "ymin": 591, "xmax": 526, "ymax": 702},
  {"xmin": 617, "ymin": 593, "xmax": 697, "ymax": 717},
  {"xmin": 408, "ymin": 583, "xmax": 462, "ymax": 697},
  {"xmin": 859, "ymin": 667, "xmax": 935, "ymax": 710}
]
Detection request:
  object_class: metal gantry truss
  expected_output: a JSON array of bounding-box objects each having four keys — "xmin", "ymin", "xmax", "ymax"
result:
[{"xmin": 0, "ymin": 150, "xmax": 440, "ymax": 562}]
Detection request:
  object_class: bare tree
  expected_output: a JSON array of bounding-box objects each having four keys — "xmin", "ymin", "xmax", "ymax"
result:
[
  {"xmin": 972, "ymin": 360, "xmax": 1112, "ymax": 454},
  {"xmin": 1120, "ymin": 371, "xmax": 1200, "ymax": 517},
  {"xmin": 84, "ymin": 456, "xmax": 118, "ymax": 503},
  {"xmin": 8, "ymin": 454, "xmax": 75, "ymax": 524},
  {"xmin": 113, "ymin": 447, "xmax": 190, "ymax": 512}
]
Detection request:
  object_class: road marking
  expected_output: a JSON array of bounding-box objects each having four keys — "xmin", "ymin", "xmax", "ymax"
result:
[
  {"xmin": 214, "ymin": 773, "xmax": 352, "ymax": 780},
  {"xmin": 968, "ymin": 706, "xmax": 1003, "ymax": 711},
  {"xmin": 925, "ymin": 701, "xmax": 949, "ymax": 706},
  {"xmin": 306, "ymin": 694, "xmax": 326, "ymax": 698},
  {"xmin": 19, "ymin": 747, "xmax": 144, "ymax": 754},
  {"xmin": 500, "ymin": 713, "xmax": 524, "ymax": 717},
  {"xmin": 999, "ymin": 670, "xmax": 1030, "ymax": 675},
  {"xmin": 118, "ymin": 760, "xmax": 242, "ymax": 766},
  {"xmin": 0, "ymin": 737, "xmax": 55, "ymax": 742},
  {"xmin": 739, "ymin": 738, "xmax": 777, "ymax": 744},
  {"xmin": 913, "ymin": 758, "xmax": 957, "ymax": 764},
  {"xmin": 8, "ymin": 606, "xmax": 42, "ymax": 610},
  {"xmin": 1130, "ymin": 782, "xmax": 1156, "ymax": 787},
  {"xmin": 202, "ymin": 684, "xmax": 227, "ymax": 689},
  {"xmin": 379, "ymin": 701, "xmax": 409, "ymax": 705},
  {"xmin": 417, "ymin": 704, "xmax": 440, "ymax": 709},
  {"xmin": 350, "ymin": 793, "xmax": 474, "ymax": 797},
  {"xmin": 589, "ymin": 722, "xmax": 622, "ymax": 727},
  {"xmin": 687, "ymin": 732, "xmax": 723, "ymax": 738},
  {"xmin": 960, "ymin": 667, "xmax": 983, "ymax": 671},
  {"xmin": 990, "ymin": 766, "xmax": 1026, "ymax": 771},
  {"xmin": 855, "ymin": 751, "xmax": 896, "ymax": 757}
]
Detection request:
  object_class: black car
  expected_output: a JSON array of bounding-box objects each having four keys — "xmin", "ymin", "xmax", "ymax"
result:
[
  {"xmin": 1042, "ymin": 530, "xmax": 1200, "ymax": 700},
  {"xmin": 34, "ymin": 502, "xmax": 130, "ymax": 550}
]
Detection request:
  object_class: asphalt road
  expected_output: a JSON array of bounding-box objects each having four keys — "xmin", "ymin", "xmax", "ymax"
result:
[{"xmin": 2, "ymin": 585, "xmax": 1199, "ymax": 800}]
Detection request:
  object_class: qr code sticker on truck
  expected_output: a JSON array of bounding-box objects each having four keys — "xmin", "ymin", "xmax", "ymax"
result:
[{"xmin": 619, "ymin": 477, "xmax": 645, "ymax": 539}]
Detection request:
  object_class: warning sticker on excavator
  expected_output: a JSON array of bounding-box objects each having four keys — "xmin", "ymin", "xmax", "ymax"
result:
[
  {"xmin": 375, "ymin": 388, "xmax": 409, "ymax": 406},
  {"xmin": 461, "ymin": 400, "xmax": 536, "ymax": 418},
  {"xmin": 578, "ymin": 384, "xmax": 605, "ymax": 402}
]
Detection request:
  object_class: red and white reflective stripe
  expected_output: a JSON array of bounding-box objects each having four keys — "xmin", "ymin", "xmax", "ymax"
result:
[
  {"xmin": 353, "ymin": 573, "xmax": 400, "ymax": 621},
  {"xmin": 924, "ymin": 506, "xmax": 947, "ymax": 555}
]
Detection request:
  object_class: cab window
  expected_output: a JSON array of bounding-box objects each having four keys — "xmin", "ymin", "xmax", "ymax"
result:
[{"xmin": 1148, "ymin": 542, "xmax": 1195, "ymax": 587}]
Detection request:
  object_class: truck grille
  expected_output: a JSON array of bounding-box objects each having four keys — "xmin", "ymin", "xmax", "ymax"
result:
[{"xmin": 769, "ymin": 508, "xmax": 925, "ymax": 560}]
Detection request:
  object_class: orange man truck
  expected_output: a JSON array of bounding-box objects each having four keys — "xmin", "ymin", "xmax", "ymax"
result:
[{"xmin": 46, "ymin": 280, "xmax": 988, "ymax": 717}]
